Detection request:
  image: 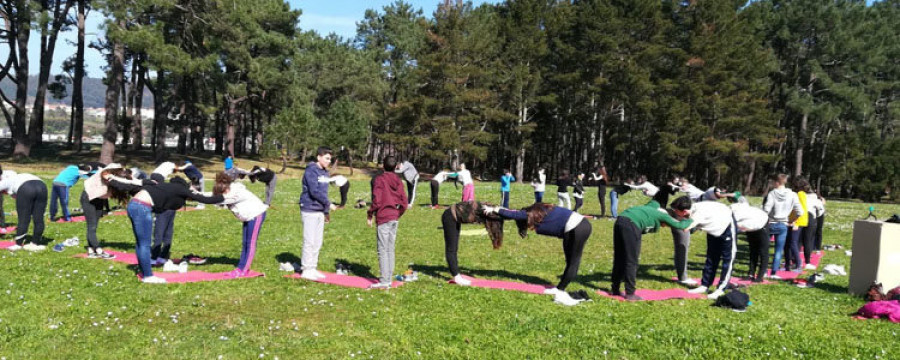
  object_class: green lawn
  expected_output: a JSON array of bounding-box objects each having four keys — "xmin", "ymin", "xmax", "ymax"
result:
[{"xmin": 1, "ymin": 163, "xmax": 898, "ymax": 359}]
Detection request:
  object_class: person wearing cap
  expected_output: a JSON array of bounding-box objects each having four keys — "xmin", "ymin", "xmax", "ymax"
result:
[
  {"xmin": 50, "ymin": 164, "xmax": 93, "ymax": 222},
  {"xmin": 176, "ymin": 160, "xmax": 206, "ymax": 209}
]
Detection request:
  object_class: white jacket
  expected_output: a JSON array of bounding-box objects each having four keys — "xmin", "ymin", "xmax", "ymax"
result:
[
  {"xmin": 220, "ymin": 183, "xmax": 268, "ymax": 222},
  {"xmin": 0, "ymin": 171, "xmax": 41, "ymax": 195},
  {"xmin": 730, "ymin": 202, "xmax": 768, "ymax": 232},
  {"xmin": 531, "ymin": 173, "xmax": 546, "ymax": 192},
  {"xmin": 806, "ymin": 193, "xmax": 825, "ymax": 217},
  {"xmin": 690, "ymin": 201, "xmax": 734, "ymax": 237}
]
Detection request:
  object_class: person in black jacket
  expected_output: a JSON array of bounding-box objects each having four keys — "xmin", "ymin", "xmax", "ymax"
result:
[
  {"xmin": 573, "ymin": 173, "xmax": 586, "ymax": 213},
  {"xmin": 248, "ymin": 165, "xmax": 277, "ymax": 205},
  {"xmin": 106, "ymin": 173, "xmax": 224, "ymax": 284}
]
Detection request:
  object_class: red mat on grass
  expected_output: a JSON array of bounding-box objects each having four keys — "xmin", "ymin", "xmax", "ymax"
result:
[
  {"xmin": 448, "ymin": 275, "xmax": 552, "ymax": 295},
  {"xmin": 671, "ymin": 250, "xmax": 824, "ymax": 285},
  {"xmin": 0, "ymin": 240, "xmax": 15, "ymax": 249},
  {"xmin": 138, "ymin": 270, "xmax": 264, "ymax": 283},
  {"xmin": 596, "ymin": 288, "xmax": 707, "ymax": 301},
  {"xmin": 0, "ymin": 226, "xmax": 16, "ymax": 234},
  {"xmin": 285, "ymin": 271, "xmax": 404, "ymax": 289},
  {"xmin": 73, "ymin": 250, "xmax": 139, "ymax": 265}
]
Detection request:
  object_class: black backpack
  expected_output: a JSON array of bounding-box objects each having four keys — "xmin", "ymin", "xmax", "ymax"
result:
[
  {"xmin": 714, "ymin": 290, "xmax": 750, "ymax": 311},
  {"xmin": 886, "ymin": 214, "xmax": 900, "ymax": 224}
]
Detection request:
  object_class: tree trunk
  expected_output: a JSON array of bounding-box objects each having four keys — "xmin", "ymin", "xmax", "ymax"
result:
[
  {"xmin": 29, "ymin": 0, "xmax": 74, "ymax": 146},
  {"xmin": 130, "ymin": 61, "xmax": 145, "ymax": 150},
  {"xmin": 100, "ymin": 20, "xmax": 125, "ymax": 164},
  {"xmin": 12, "ymin": 0, "xmax": 31, "ymax": 158},
  {"xmin": 794, "ymin": 74, "xmax": 815, "ymax": 176},
  {"xmin": 72, "ymin": 0, "xmax": 86, "ymax": 151},
  {"xmin": 744, "ymin": 157, "xmax": 756, "ymax": 195}
]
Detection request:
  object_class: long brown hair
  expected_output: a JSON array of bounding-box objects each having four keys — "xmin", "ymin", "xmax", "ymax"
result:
[
  {"xmin": 213, "ymin": 172, "xmax": 232, "ymax": 196},
  {"xmin": 100, "ymin": 168, "xmax": 133, "ymax": 204},
  {"xmin": 514, "ymin": 203, "xmax": 555, "ymax": 238}
]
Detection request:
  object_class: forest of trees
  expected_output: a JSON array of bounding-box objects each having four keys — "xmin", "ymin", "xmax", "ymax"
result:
[{"xmin": 1, "ymin": 0, "xmax": 898, "ymax": 200}]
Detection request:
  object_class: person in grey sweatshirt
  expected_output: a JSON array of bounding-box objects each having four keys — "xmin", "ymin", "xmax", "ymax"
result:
[
  {"xmin": 394, "ymin": 160, "xmax": 419, "ymax": 206},
  {"xmin": 762, "ymin": 173, "xmax": 804, "ymax": 279}
]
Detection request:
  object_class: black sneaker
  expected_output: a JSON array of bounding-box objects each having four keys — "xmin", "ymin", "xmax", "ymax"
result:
[{"xmin": 95, "ymin": 251, "xmax": 116, "ymax": 260}]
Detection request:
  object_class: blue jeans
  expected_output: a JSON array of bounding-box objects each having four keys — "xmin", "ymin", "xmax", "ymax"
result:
[
  {"xmin": 768, "ymin": 222, "xmax": 788, "ymax": 274},
  {"xmin": 50, "ymin": 184, "xmax": 72, "ymax": 221},
  {"xmin": 501, "ymin": 191, "xmax": 510, "ymax": 208},
  {"xmin": 610, "ymin": 190, "xmax": 619, "ymax": 218},
  {"xmin": 127, "ymin": 200, "xmax": 155, "ymax": 277},
  {"xmin": 534, "ymin": 192, "xmax": 544, "ymax": 203}
]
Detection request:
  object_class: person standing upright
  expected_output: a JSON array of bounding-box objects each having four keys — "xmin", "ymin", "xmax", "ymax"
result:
[{"xmin": 298, "ymin": 147, "xmax": 333, "ymax": 281}]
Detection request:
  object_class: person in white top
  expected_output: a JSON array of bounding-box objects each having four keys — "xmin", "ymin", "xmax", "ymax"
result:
[
  {"xmin": 0, "ymin": 169, "xmax": 48, "ymax": 251},
  {"xmin": 728, "ymin": 192, "xmax": 770, "ymax": 282},
  {"xmin": 530, "ymin": 168, "xmax": 547, "ymax": 203},
  {"xmin": 809, "ymin": 191, "xmax": 826, "ymax": 252},
  {"xmin": 212, "ymin": 172, "xmax": 269, "ymax": 278},
  {"xmin": 453, "ymin": 163, "xmax": 475, "ymax": 202},
  {"xmin": 327, "ymin": 175, "xmax": 350, "ymax": 209},
  {"xmin": 670, "ymin": 196, "xmax": 736, "ymax": 299},
  {"xmin": 678, "ymin": 178, "xmax": 706, "ymax": 201},
  {"xmin": 151, "ymin": 162, "xmax": 176, "ymax": 182},
  {"xmin": 429, "ymin": 170, "xmax": 457, "ymax": 209},
  {"xmin": 627, "ymin": 175, "xmax": 659, "ymax": 197},
  {"xmin": 394, "ymin": 160, "xmax": 419, "ymax": 206}
]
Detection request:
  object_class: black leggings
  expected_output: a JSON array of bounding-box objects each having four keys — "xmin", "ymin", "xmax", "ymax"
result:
[
  {"xmin": 431, "ymin": 180, "xmax": 440, "ymax": 206},
  {"xmin": 15, "ymin": 180, "xmax": 48, "ymax": 245},
  {"xmin": 597, "ymin": 185, "xmax": 606, "ymax": 216},
  {"xmin": 814, "ymin": 215, "xmax": 825, "ymax": 251},
  {"xmin": 745, "ymin": 228, "xmax": 770, "ymax": 280},
  {"xmin": 339, "ymin": 183, "xmax": 350, "ymax": 207},
  {"xmin": 612, "ymin": 216, "xmax": 642, "ymax": 295},
  {"xmin": 80, "ymin": 190, "xmax": 107, "ymax": 249},
  {"xmin": 557, "ymin": 219, "xmax": 591, "ymax": 290},
  {"xmin": 441, "ymin": 209, "xmax": 462, "ymax": 276},
  {"xmin": 802, "ymin": 215, "xmax": 818, "ymax": 264},
  {"xmin": 573, "ymin": 196, "xmax": 584, "ymax": 212},
  {"xmin": 152, "ymin": 210, "xmax": 176, "ymax": 260}
]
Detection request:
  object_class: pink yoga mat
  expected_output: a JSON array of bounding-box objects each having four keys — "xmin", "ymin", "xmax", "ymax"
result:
[
  {"xmin": 74, "ymin": 250, "xmax": 139, "ymax": 265},
  {"xmin": 0, "ymin": 226, "xmax": 16, "ymax": 234},
  {"xmin": 672, "ymin": 276, "xmax": 772, "ymax": 286},
  {"xmin": 673, "ymin": 250, "xmax": 824, "ymax": 285},
  {"xmin": 448, "ymin": 275, "xmax": 552, "ymax": 295},
  {"xmin": 138, "ymin": 270, "xmax": 264, "ymax": 283},
  {"xmin": 0, "ymin": 240, "xmax": 15, "ymax": 249},
  {"xmin": 597, "ymin": 288, "xmax": 707, "ymax": 301},
  {"xmin": 285, "ymin": 271, "xmax": 404, "ymax": 289}
]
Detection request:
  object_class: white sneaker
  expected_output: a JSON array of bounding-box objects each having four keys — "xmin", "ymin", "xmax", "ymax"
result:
[
  {"xmin": 142, "ymin": 276, "xmax": 167, "ymax": 284},
  {"xmin": 679, "ymin": 278, "xmax": 699, "ymax": 286},
  {"xmin": 707, "ymin": 290, "xmax": 725, "ymax": 300},
  {"xmin": 279, "ymin": 262, "xmax": 294, "ymax": 272},
  {"xmin": 553, "ymin": 291, "xmax": 580, "ymax": 306},
  {"xmin": 769, "ymin": 274, "xmax": 782, "ymax": 280},
  {"xmin": 195, "ymin": 204, "xmax": 205, "ymax": 210},
  {"xmin": 162, "ymin": 260, "xmax": 180, "ymax": 272},
  {"xmin": 311, "ymin": 269, "xmax": 327, "ymax": 279},
  {"xmin": 7, "ymin": 244, "xmax": 22, "ymax": 251},
  {"xmin": 452, "ymin": 274, "xmax": 471, "ymax": 286},
  {"xmin": 543, "ymin": 287, "xmax": 562, "ymax": 295},
  {"xmin": 804, "ymin": 264, "xmax": 817, "ymax": 271},
  {"xmin": 23, "ymin": 243, "xmax": 46, "ymax": 251},
  {"xmin": 300, "ymin": 270, "xmax": 322, "ymax": 281},
  {"xmin": 63, "ymin": 237, "xmax": 80, "ymax": 247},
  {"xmin": 687, "ymin": 286, "xmax": 708, "ymax": 294},
  {"xmin": 178, "ymin": 262, "xmax": 189, "ymax": 273}
]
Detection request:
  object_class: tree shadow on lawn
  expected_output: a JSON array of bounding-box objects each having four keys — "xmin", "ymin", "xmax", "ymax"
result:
[{"xmin": 411, "ymin": 263, "xmax": 553, "ymax": 285}]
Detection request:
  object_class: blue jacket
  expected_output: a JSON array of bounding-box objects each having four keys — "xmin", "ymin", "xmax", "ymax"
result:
[
  {"xmin": 53, "ymin": 165, "xmax": 87, "ymax": 187},
  {"xmin": 299, "ymin": 162, "xmax": 331, "ymax": 213},
  {"xmin": 500, "ymin": 174, "xmax": 515, "ymax": 192},
  {"xmin": 498, "ymin": 206, "xmax": 575, "ymax": 238}
]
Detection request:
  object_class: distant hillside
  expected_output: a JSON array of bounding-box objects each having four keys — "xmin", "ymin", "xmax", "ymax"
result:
[{"xmin": 0, "ymin": 75, "xmax": 153, "ymax": 109}]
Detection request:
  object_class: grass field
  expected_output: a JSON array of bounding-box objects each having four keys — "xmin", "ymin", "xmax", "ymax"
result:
[{"xmin": 0, "ymin": 157, "xmax": 898, "ymax": 359}]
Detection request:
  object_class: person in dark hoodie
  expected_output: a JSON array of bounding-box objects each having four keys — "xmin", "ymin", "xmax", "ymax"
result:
[
  {"xmin": 298, "ymin": 146, "xmax": 333, "ymax": 281},
  {"xmin": 366, "ymin": 156, "xmax": 409, "ymax": 289}
]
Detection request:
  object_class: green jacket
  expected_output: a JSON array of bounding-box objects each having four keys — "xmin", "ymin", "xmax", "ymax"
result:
[{"xmin": 621, "ymin": 200, "xmax": 693, "ymax": 234}]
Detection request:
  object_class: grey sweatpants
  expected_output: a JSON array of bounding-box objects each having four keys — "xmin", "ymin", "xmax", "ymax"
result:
[
  {"xmin": 301, "ymin": 211, "xmax": 325, "ymax": 271},
  {"xmin": 376, "ymin": 220, "xmax": 398, "ymax": 284},
  {"xmin": 672, "ymin": 227, "xmax": 691, "ymax": 281},
  {"xmin": 264, "ymin": 176, "xmax": 277, "ymax": 205}
]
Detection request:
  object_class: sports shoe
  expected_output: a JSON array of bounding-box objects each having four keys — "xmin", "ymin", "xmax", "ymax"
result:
[
  {"xmin": 94, "ymin": 250, "xmax": 116, "ymax": 260},
  {"xmin": 52, "ymin": 243, "xmax": 66, "ymax": 252},
  {"xmin": 553, "ymin": 291, "xmax": 580, "ymax": 306},
  {"xmin": 543, "ymin": 287, "xmax": 562, "ymax": 295},
  {"xmin": 707, "ymin": 290, "xmax": 725, "ymax": 299},
  {"xmin": 7, "ymin": 244, "xmax": 22, "ymax": 251},
  {"xmin": 687, "ymin": 286, "xmax": 708, "ymax": 294},
  {"xmin": 185, "ymin": 255, "xmax": 207, "ymax": 265},
  {"xmin": 178, "ymin": 262, "xmax": 189, "ymax": 273},
  {"xmin": 225, "ymin": 269, "xmax": 246, "ymax": 278},
  {"xmin": 679, "ymin": 278, "xmax": 699, "ymax": 286},
  {"xmin": 623, "ymin": 294, "xmax": 643, "ymax": 301},
  {"xmin": 142, "ymin": 276, "xmax": 167, "ymax": 284},
  {"xmin": 195, "ymin": 204, "xmax": 205, "ymax": 210},
  {"xmin": 63, "ymin": 237, "xmax": 80, "ymax": 247},
  {"xmin": 368, "ymin": 282, "xmax": 391, "ymax": 290},
  {"xmin": 768, "ymin": 274, "xmax": 783, "ymax": 280},
  {"xmin": 300, "ymin": 270, "xmax": 322, "ymax": 281},
  {"xmin": 279, "ymin": 262, "xmax": 295, "ymax": 272},
  {"xmin": 452, "ymin": 274, "xmax": 471, "ymax": 286},
  {"xmin": 804, "ymin": 264, "xmax": 817, "ymax": 271},
  {"xmin": 162, "ymin": 260, "xmax": 180, "ymax": 272},
  {"xmin": 23, "ymin": 243, "xmax": 46, "ymax": 251}
]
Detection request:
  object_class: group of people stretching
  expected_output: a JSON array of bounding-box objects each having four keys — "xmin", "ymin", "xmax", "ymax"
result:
[{"xmin": 2, "ymin": 152, "xmax": 827, "ymax": 306}]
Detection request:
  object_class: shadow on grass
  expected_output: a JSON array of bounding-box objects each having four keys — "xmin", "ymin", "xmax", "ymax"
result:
[
  {"xmin": 196, "ymin": 256, "xmax": 237, "ymax": 266},
  {"xmin": 411, "ymin": 263, "xmax": 553, "ymax": 285},
  {"xmin": 335, "ymin": 258, "xmax": 377, "ymax": 279},
  {"xmin": 275, "ymin": 252, "xmax": 301, "ymax": 266}
]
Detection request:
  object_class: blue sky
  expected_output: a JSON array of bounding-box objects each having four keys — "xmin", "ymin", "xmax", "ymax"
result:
[{"xmin": 17, "ymin": 1, "xmax": 498, "ymax": 77}]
